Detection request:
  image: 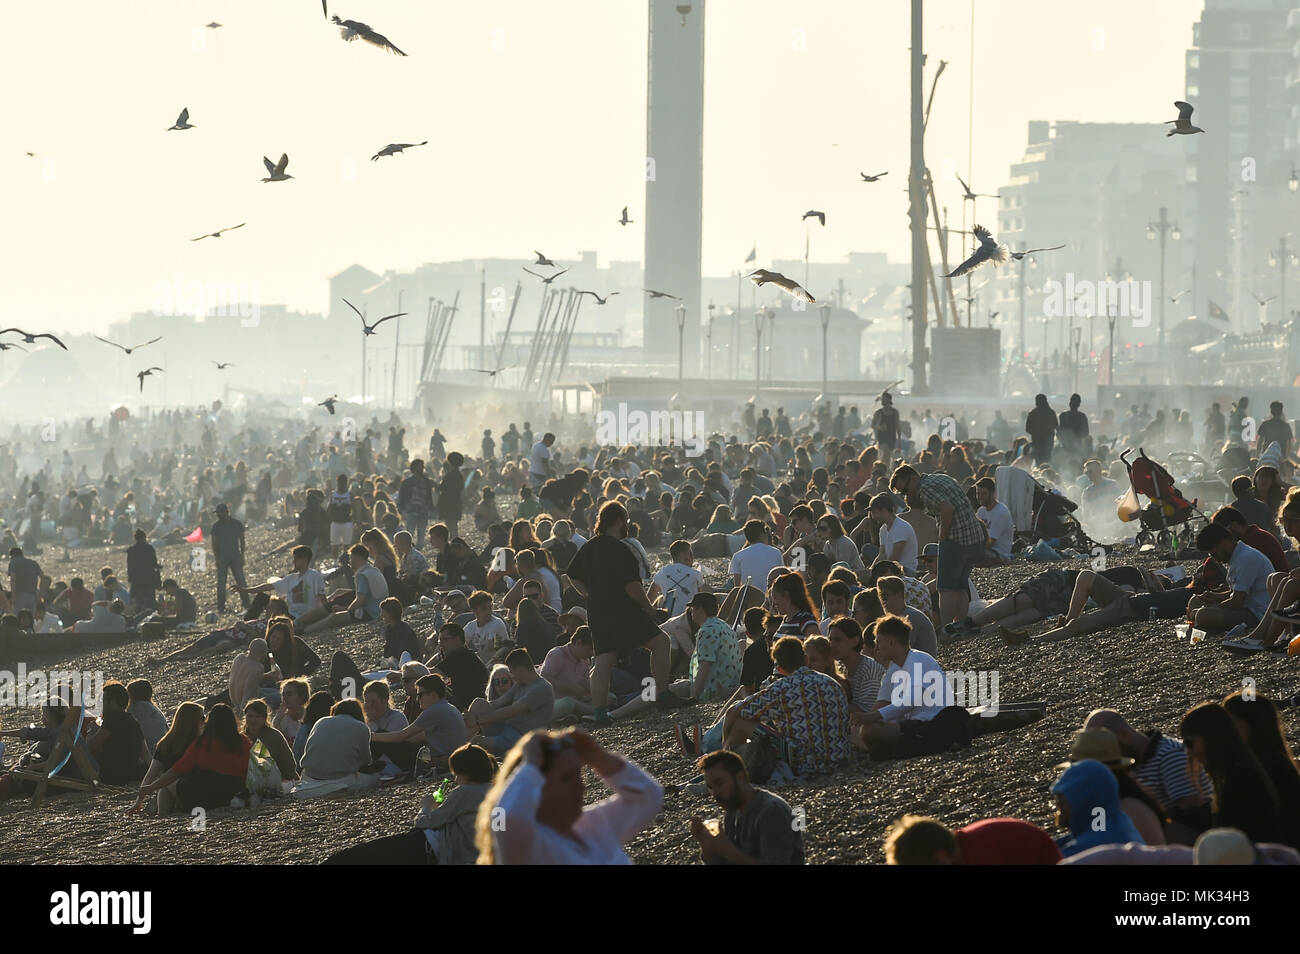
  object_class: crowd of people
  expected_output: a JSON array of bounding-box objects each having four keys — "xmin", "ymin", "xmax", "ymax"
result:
[{"xmin": 1, "ymin": 389, "xmax": 1298, "ymax": 865}]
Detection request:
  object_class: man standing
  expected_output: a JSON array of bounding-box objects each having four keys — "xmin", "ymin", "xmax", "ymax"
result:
[
  {"xmin": 1057, "ymin": 393, "xmax": 1090, "ymax": 471},
  {"xmin": 209, "ymin": 502, "xmax": 249, "ymax": 615},
  {"xmin": 566, "ymin": 501, "xmax": 689, "ymax": 725},
  {"xmin": 890, "ymin": 464, "xmax": 984, "ymax": 625},
  {"xmin": 690, "ymin": 750, "xmax": 805, "ymax": 864},
  {"xmin": 529, "ymin": 432, "xmax": 556, "ymax": 491},
  {"xmin": 397, "ymin": 459, "xmax": 435, "ymax": 544},
  {"xmin": 1025, "ymin": 394, "xmax": 1058, "ymax": 465},
  {"xmin": 6, "ymin": 546, "xmax": 42, "ymax": 615},
  {"xmin": 872, "ymin": 391, "xmax": 901, "ymax": 466},
  {"xmin": 1257, "ymin": 401, "xmax": 1293, "ymax": 461},
  {"xmin": 126, "ymin": 529, "xmax": 162, "ymax": 612},
  {"xmin": 328, "ymin": 474, "xmax": 353, "ymax": 559}
]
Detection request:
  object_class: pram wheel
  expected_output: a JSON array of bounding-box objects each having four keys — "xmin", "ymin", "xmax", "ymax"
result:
[
  {"xmin": 1136, "ymin": 530, "xmax": 1154, "ymax": 548},
  {"xmin": 1156, "ymin": 530, "xmax": 1172, "ymax": 549}
]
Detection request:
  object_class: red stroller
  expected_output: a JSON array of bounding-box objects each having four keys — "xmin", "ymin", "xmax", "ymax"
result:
[{"xmin": 1118, "ymin": 447, "xmax": 1207, "ymax": 550}]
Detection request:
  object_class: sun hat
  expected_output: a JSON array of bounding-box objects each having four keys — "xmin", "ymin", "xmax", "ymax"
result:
[{"xmin": 1056, "ymin": 728, "xmax": 1135, "ymax": 770}]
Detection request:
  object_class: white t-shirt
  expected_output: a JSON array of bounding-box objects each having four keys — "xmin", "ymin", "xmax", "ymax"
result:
[
  {"xmin": 877, "ymin": 517, "xmax": 918, "ymax": 574},
  {"xmin": 464, "ymin": 615, "xmax": 510, "ymax": 664},
  {"xmin": 876, "ymin": 649, "xmax": 947, "ymax": 722},
  {"xmin": 529, "ymin": 442, "xmax": 552, "ymax": 485},
  {"xmin": 1228, "ymin": 542, "xmax": 1274, "ymax": 620},
  {"xmin": 652, "ymin": 562, "xmax": 705, "ymax": 617},
  {"xmin": 729, "ymin": 543, "xmax": 785, "ymax": 586},
  {"xmin": 272, "ymin": 568, "xmax": 327, "ymax": 618},
  {"xmin": 976, "ymin": 502, "xmax": 1014, "ymax": 559},
  {"xmin": 535, "ymin": 567, "xmax": 563, "ymax": 612}
]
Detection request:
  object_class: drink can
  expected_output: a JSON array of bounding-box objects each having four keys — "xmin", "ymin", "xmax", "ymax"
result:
[{"xmin": 1148, "ymin": 607, "xmax": 1158, "ymax": 621}]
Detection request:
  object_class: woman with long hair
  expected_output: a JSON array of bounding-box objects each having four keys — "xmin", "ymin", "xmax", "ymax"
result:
[
  {"xmin": 1255, "ymin": 465, "xmax": 1288, "ymax": 517},
  {"xmin": 243, "ymin": 697, "xmax": 298, "ymax": 781},
  {"xmin": 140, "ymin": 701, "xmax": 205, "ymax": 790},
  {"xmin": 1179, "ymin": 701, "xmax": 1280, "ymax": 845},
  {"xmin": 132, "ymin": 703, "xmax": 250, "ymax": 815},
  {"xmin": 704, "ymin": 504, "xmax": 741, "ymax": 535},
  {"xmin": 509, "ymin": 518, "xmax": 542, "ymax": 553},
  {"xmin": 292, "ymin": 690, "xmax": 336, "ymax": 766},
  {"xmin": 475, "ymin": 729, "xmax": 661, "ymax": 865},
  {"xmin": 770, "ymin": 571, "xmax": 820, "ymax": 638},
  {"xmin": 512, "ymin": 593, "xmax": 555, "ymax": 662},
  {"xmin": 1221, "ymin": 690, "xmax": 1300, "ymax": 848},
  {"xmin": 361, "ymin": 527, "xmax": 401, "ymax": 596}
]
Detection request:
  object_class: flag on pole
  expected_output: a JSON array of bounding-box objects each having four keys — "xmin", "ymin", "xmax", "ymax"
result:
[{"xmin": 744, "ymin": 244, "xmax": 756, "ymax": 264}]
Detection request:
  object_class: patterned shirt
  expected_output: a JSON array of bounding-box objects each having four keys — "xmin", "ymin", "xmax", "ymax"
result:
[
  {"xmin": 689, "ymin": 617, "xmax": 743, "ymax": 701},
  {"xmin": 739, "ymin": 667, "xmax": 852, "ymax": 776},
  {"xmin": 917, "ymin": 473, "xmax": 984, "ymax": 546},
  {"xmin": 902, "ymin": 576, "xmax": 932, "ymax": 617}
]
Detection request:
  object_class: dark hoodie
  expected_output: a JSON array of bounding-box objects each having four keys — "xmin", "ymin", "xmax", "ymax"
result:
[{"xmin": 1050, "ymin": 759, "xmax": 1145, "ymax": 857}]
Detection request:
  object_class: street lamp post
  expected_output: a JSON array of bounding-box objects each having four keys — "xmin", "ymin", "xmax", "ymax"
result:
[
  {"xmin": 819, "ymin": 303, "xmax": 831, "ymax": 399},
  {"xmin": 1147, "ymin": 207, "xmax": 1181, "ymax": 355},
  {"xmin": 706, "ymin": 302, "xmax": 716, "ymax": 379},
  {"xmin": 753, "ymin": 311, "xmax": 764, "ymax": 391},
  {"xmin": 675, "ymin": 303, "xmax": 687, "ymax": 383},
  {"xmin": 1269, "ymin": 236, "xmax": 1292, "ymax": 328}
]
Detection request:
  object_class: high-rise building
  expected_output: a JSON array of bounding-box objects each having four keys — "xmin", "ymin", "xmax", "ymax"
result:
[{"xmin": 644, "ymin": 0, "xmax": 705, "ymax": 375}]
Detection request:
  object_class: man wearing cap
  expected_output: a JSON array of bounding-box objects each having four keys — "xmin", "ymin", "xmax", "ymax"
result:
[
  {"xmin": 557, "ymin": 605, "xmax": 588, "ymax": 639},
  {"xmin": 209, "ymin": 502, "xmax": 249, "ymax": 615},
  {"xmin": 686, "ymin": 592, "xmax": 742, "ymax": 702}
]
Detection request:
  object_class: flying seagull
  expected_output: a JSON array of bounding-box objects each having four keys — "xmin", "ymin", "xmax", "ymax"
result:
[
  {"xmin": 371, "ymin": 141, "xmax": 428, "ymax": 161},
  {"xmin": 944, "ymin": 224, "xmax": 1009, "ymax": 278},
  {"xmin": 533, "ymin": 251, "xmax": 555, "ymax": 267},
  {"xmin": 859, "ymin": 172, "xmax": 888, "ymax": 182},
  {"xmin": 205, "ymin": 22, "xmax": 221, "ymax": 29},
  {"xmin": 576, "ymin": 290, "xmax": 621, "ymax": 305},
  {"xmin": 321, "ymin": 0, "xmax": 327, "ymax": 17},
  {"xmin": 95, "ymin": 335, "xmax": 161, "ymax": 355},
  {"xmin": 0, "ymin": 328, "xmax": 67, "ymax": 350},
  {"xmin": 523, "ymin": 267, "xmax": 568, "ymax": 284},
  {"xmin": 1169, "ymin": 289, "xmax": 1191, "ymax": 303},
  {"xmin": 471, "ymin": 366, "xmax": 516, "ymax": 378},
  {"xmin": 1165, "ymin": 101, "xmax": 1204, "ymax": 137},
  {"xmin": 319, "ymin": 395, "xmax": 338, "ymax": 415},
  {"xmin": 191, "ymin": 223, "xmax": 246, "ymax": 242},
  {"xmin": 261, "ymin": 153, "xmax": 292, "ymax": 182},
  {"xmin": 137, "ymin": 367, "xmax": 164, "ymax": 392},
  {"xmin": 618, "ymin": 206, "xmax": 633, "ymax": 226},
  {"xmin": 955, "ymin": 174, "xmax": 999, "ymax": 201},
  {"xmin": 744, "ymin": 269, "xmax": 815, "ymax": 303},
  {"xmin": 802, "ymin": 210, "xmax": 826, "ymax": 226},
  {"xmin": 213, "ymin": 361, "xmax": 234, "ymax": 369},
  {"xmin": 643, "ymin": 288, "xmax": 680, "ymax": 300},
  {"xmin": 0, "ymin": 341, "xmax": 27, "ymax": 352},
  {"xmin": 343, "ymin": 297, "xmax": 406, "ymax": 334},
  {"xmin": 1252, "ymin": 292, "xmax": 1277, "ymax": 306},
  {"xmin": 168, "ymin": 108, "xmax": 195, "ymax": 131},
  {"xmin": 1009, "ymin": 244, "xmax": 1065, "ymax": 262},
  {"xmin": 332, "ymin": 15, "xmax": 407, "ymax": 55}
]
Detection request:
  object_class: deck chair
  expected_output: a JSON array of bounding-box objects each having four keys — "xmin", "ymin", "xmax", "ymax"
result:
[
  {"xmin": 7, "ymin": 705, "xmax": 105, "ymax": 808},
  {"xmin": 719, "ymin": 583, "xmax": 766, "ymax": 630}
]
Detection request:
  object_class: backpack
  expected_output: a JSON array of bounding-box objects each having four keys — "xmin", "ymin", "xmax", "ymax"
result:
[{"xmin": 739, "ymin": 723, "xmax": 788, "ymax": 784}]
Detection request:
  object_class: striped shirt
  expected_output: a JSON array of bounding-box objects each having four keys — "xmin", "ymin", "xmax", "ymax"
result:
[
  {"xmin": 917, "ymin": 473, "xmax": 984, "ymax": 547},
  {"xmin": 843, "ymin": 654, "xmax": 886, "ymax": 709},
  {"xmin": 739, "ymin": 667, "xmax": 852, "ymax": 776},
  {"xmin": 1133, "ymin": 732, "xmax": 1211, "ymax": 809}
]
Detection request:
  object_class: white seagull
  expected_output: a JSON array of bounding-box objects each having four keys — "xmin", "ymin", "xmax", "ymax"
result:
[{"xmin": 945, "ymin": 225, "xmax": 1009, "ymax": 278}]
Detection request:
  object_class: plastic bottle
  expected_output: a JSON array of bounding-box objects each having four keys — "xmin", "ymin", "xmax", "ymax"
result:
[{"xmin": 432, "ymin": 776, "xmax": 451, "ymax": 804}]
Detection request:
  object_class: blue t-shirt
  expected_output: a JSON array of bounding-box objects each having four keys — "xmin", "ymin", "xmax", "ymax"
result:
[{"xmin": 1227, "ymin": 542, "xmax": 1274, "ymax": 620}]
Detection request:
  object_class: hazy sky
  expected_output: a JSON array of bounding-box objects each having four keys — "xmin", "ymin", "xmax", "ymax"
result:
[{"xmin": 1, "ymin": 0, "xmax": 1205, "ymax": 335}]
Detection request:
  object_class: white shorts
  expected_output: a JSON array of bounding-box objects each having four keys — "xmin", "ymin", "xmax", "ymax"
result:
[{"xmin": 330, "ymin": 522, "xmax": 354, "ymax": 546}]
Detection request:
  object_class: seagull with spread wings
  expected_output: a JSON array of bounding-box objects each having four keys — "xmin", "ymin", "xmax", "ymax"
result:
[
  {"xmin": 859, "ymin": 172, "xmax": 888, "ymax": 182},
  {"xmin": 168, "ymin": 108, "xmax": 195, "ymax": 131},
  {"xmin": 137, "ymin": 367, "xmax": 164, "ymax": 392},
  {"xmin": 371, "ymin": 141, "xmax": 428, "ymax": 160},
  {"xmin": 261, "ymin": 154, "xmax": 292, "ymax": 182},
  {"xmin": 0, "ymin": 341, "xmax": 27, "ymax": 352},
  {"xmin": 744, "ymin": 269, "xmax": 815, "ymax": 303},
  {"xmin": 1, "ymin": 328, "xmax": 68, "ymax": 350},
  {"xmin": 471, "ymin": 365, "xmax": 517, "ymax": 378},
  {"xmin": 319, "ymin": 395, "xmax": 338, "ymax": 415},
  {"xmin": 1009, "ymin": 244, "xmax": 1065, "ymax": 262},
  {"xmin": 95, "ymin": 334, "xmax": 161, "ymax": 355},
  {"xmin": 332, "ymin": 15, "xmax": 407, "ymax": 55},
  {"xmin": 343, "ymin": 297, "xmax": 406, "ymax": 335},
  {"xmin": 618, "ymin": 206, "xmax": 633, "ymax": 226},
  {"xmin": 802, "ymin": 210, "xmax": 826, "ymax": 226},
  {"xmin": 955, "ymin": 174, "xmax": 999, "ymax": 201},
  {"xmin": 576, "ymin": 290, "xmax": 621, "ymax": 305},
  {"xmin": 1252, "ymin": 291, "xmax": 1277, "ymax": 306},
  {"xmin": 944, "ymin": 225, "xmax": 1010, "ymax": 278},
  {"xmin": 191, "ymin": 223, "xmax": 246, "ymax": 242},
  {"xmin": 643, "ymin": 288, "xmax": 680, "ymax": 300},
  {"xmin": 533, "ymin": 251, "xmax": 556, "ymax": 267},
  {"xmin": 523, "ymin": 267, "xmax": 568, "ymax": 284},
  {"xmin": 1165, "ymin": 101, "xmax": 1204, "ymax": 137},
  {"xmin": 213, "ymin": 361, "xmax": 234, "ymax": 370},
  {"xmin": 1169, "ymin": 289, "xmax": 1191, "ymax": 304}
]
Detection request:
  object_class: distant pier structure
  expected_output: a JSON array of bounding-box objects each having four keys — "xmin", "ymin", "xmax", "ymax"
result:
[{"xmin": 644, "ymin": 0, "xmax": 705, "ymax": 375}]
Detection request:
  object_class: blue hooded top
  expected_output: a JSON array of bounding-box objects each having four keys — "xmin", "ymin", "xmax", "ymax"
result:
[{"xmin": 1050, "ymin": 759, "xmax": 1146, "ymax": 857}]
